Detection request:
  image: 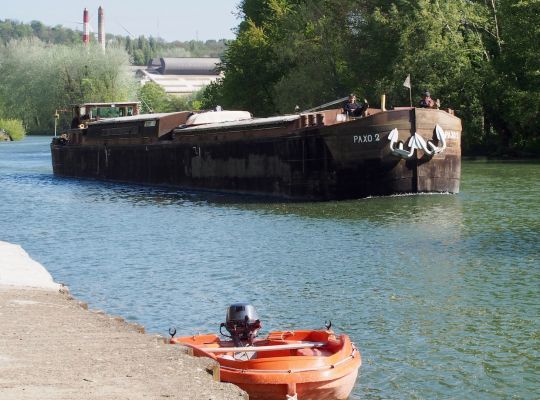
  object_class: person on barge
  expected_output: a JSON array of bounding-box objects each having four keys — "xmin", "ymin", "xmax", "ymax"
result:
[
  {"xmin": 342, "ymin": 94, "xmax": 369, "ymax": 117},
  {"xmin": 419, "ymin": 90, "xmax": 441, "ymax": 109}
]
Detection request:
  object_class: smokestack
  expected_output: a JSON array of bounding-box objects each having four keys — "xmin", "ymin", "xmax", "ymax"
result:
[
  {"xmin": 98, "ymin": 6, "xmax": 105, "ymax": 51},
  {"xmin": 83, "ymin": 8, "xmax": 90, "ymax": 45}
]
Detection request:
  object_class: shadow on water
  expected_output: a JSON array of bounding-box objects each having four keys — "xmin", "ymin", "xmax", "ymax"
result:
[{"xmin": 40, "ymin": 172, "xmax": 466, "ymax": 227}]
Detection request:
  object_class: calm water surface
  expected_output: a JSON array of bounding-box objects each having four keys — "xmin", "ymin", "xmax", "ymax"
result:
[{"xmin": 0, "ymin": 137, "xmax": 538, "ymax": 399}]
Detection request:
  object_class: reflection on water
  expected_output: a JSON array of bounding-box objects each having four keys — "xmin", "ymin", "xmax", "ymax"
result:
[{"xmin": 0, "ymin": 137, "xmax": 538, "ymax": 399}]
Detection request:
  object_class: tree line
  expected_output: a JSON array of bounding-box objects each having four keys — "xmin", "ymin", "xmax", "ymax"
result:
[
  {"xmin": 0, "ymin": 39, "xmax": 137, "ymax": 135},
  {"xmin": 1, "ymin": 2, "xmax": 538, "ymax": 156},
  {"xmin": 0, "ymin": 19, "xmax": 222, "ymax": 137},
  {"xmin": 201, "ymin": 0, "xmax": 539, "ymax": 156},
  {"xmin": 0, "ymin": 39, "xmax": 204, "ymax": 135},
  {"xmin": 0, "ymin": 19, "xmax": 227, "ymax": 65}
]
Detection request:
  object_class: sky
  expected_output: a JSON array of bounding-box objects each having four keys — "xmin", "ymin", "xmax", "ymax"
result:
[{"xmin": 2, "ymin": 0, "xmax": 241, "ymax": 42}]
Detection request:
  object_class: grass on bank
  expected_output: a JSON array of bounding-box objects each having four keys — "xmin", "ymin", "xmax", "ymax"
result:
[{"xmin": 0, "ymin": 119, "xmax": 26, "ymax": 141}]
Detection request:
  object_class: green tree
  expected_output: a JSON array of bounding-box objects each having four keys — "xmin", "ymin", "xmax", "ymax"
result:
[
  {"xmin": 212, "ymin": 0, "xmax": 296, "ymax": 115},
  {"xmin": 0, "ymin": 119, "xmax": 26, "ymax": 141},
  {"xmin": 349, "ymin": 0, "xmax": 488, "ymax": 148},
  {"xmin": 0, "ymin": 19, "xmax": 227, "ymax": 64},
  {"xmin": 0, "ymin": 39, "xmax": 137, "ymax": 133},
  {"xmin": 201, "ymin": 80, "xmax": 224, "ymax": 109},
  {"xmin": 138, "ymin": 82, "xmax": 204, "ymax": 113},
  {"xmin": 167, "ymin": 92, "xmax": 203, "ymax": 112},
  {"xmin": 271, "ymin": 1, "xmax": 355, "ymax": 113},
  {"xmin": 213, "ymin": 0, "xmax": 539, "ymax": 155},
  {"xmin": 138, "ymin": 82, "xmax": 169, "ymax": 113},
  {"xmin": 479, "ymin": 0, "xmax": 540, "ymax": 154}
]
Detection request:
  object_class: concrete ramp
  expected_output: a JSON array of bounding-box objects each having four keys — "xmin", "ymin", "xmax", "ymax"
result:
[{"xmin": 0, "ymin": 241, "xmax": 61, "ymax": 290}]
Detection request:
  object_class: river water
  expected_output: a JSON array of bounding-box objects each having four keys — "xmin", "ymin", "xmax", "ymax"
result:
[{"xmin": 0, "ymin": 136, "xmax": 538, "ymax": 399}]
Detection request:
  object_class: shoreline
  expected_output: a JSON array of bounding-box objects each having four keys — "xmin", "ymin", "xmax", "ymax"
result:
[
  {"xmin": 461, "ymin": 156, "xmax": 540, "ymax": 162},
  {"xmin": 0, "ymin": 241, "xmax": 246, "ymax": 399}
]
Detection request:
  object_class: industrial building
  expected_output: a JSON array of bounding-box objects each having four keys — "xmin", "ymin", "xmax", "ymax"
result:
[
  {"xmin": 81, "ymin": 7, "xmax": 222, "ymax": 97},
  {"xmin": 135, "ymin": 57, "xmax": 222, "ymax": 96}
]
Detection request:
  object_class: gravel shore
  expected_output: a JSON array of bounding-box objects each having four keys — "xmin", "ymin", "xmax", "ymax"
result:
[{"xmin": 0, "ymin": 242, "xmax": 246, "ymax": 399}]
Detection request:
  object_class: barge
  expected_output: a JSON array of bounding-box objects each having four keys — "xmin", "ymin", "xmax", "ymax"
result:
[{"xmin": 51, "ymin": 101, "xmax": 461, "ymax": 200}]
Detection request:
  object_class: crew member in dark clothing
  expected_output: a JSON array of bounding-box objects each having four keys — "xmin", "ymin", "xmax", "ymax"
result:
[
  {"xmin": 419, "ymin": 90, "xmax": 440, "ymax": 109},
  {"xmin": 343, "ymin": 94, "xmax": 369, "ymax": 117},
  {"xmin": 70, "ymin": 107, "xmax": 81, "ymax": 128},
  {"xmin": 70, "ymin": 116, "xmax": 80, "ymax": 129}
]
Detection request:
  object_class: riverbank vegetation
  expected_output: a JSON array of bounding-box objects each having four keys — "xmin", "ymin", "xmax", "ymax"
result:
[
  {"xmin": 0, "ymin": 19, "xmax": 227, "ymax": 63},
  {"xmin": 0, "ymin": 39, "xmax": 136, "ymax": 134},
  {"xmin": 0, "ymin": 1, "xmax": 537, "ymax": 156},
  {"xmin": 202, "ymin": 0, "xmax": 539, "ymax": 157},
  {"xmin": 138, "ymin": 82, "xmax": 202, "ymax": 114},
  {"xmin": 0, "ymin": 20, "xmax": 220, "ymax": 135},
  {"xmin": 0, "ymin": 38, "xmax": 204, "ymax": 135},
  {"xmin": 0, "ymin": 119, "xmax": 25, "ymax": 141}
]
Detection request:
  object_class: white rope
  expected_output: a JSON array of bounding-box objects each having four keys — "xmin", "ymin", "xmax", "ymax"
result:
[{"xmin": 301, "ymin": 97, "xmax": 348, "ymax": 113}]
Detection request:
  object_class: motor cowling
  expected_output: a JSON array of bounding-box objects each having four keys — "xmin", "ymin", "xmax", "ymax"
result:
[{"xmin": 222, "ymin": 303, "xmax": 261, "ymax": 346}]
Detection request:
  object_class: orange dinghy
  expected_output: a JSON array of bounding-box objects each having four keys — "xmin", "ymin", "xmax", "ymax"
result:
[{"xmin": 169, "ymin": 304, "xmax": 361, "ymax": 400}]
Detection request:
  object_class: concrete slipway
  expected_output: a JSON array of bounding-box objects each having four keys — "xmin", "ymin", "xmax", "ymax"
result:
[{"xmin": 0, "ymin": 241, "xmax": 246, "ymax": 400}]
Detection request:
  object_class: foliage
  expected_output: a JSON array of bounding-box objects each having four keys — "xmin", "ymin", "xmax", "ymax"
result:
[
  {"xmin": 138, "ymin": 82, "xmax": 170, "ymax": 113},
  {"xmin": 167, "ymin": 92, "xmax": 203, "ymax": 112},
  {"xmin": 204, "ymin": 0, "xmax": 296, "ymax": 115},
  {"xmin": 0, "ymin": 39, "xmax": 137, "ymax": 133},
  {"xmin": 207, "ymin": 0, "xmax": 539, "ymax": 156},
  {"xmin": 0, "ymin": 19, "xmax": 80, "ymax": 45},
  {"xmin": 271, "ymin": 2, "xmax": 356, "ymax": 113},
  {"xmin": 200, "ymin": 80, "xmax": 225, "ymax": 110},
  {"xmin": 0, "ymin": 24, "xmax": 216, "ymax": 133},
  {"xmin": 481, "ymin": 0, "xmax": 540, "ymax": 154},
  {"xmin": 0, "ymin": 119, "xmax": 26, "ymax": 141},
  {"xmin": 138, "ymin": 82, "xmax": 203, "ymax": 113},
  {"xmin": 0, "ymin": 19, "xmax": 228, "ymax": 65},
  {"xmin": 125, "ymin": 36, "xmax": 228, "ymax": 65},
  {"xmin": 348, "ymin": 0, "xmax": 489, "ymax": 151}
]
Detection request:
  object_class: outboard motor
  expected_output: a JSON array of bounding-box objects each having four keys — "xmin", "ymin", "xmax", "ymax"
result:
[{"xmin": 221, "ymin": 303, "xmax": 261, "ymax": 346}]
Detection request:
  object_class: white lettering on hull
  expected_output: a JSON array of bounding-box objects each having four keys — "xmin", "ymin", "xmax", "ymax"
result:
[
  {"xmin": 444, "ymin": 130, "xmax": 460, "ymax": 140},
  {"xmin": 353, "ymin": 134, "xmax": 381, "ymax": 144}
]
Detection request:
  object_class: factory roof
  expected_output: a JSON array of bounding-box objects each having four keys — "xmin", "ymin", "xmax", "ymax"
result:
[
  {"xmin": 135, "ymin": 57, "xmax": 222, "ymax": 96},
  {"xmin": 147, "ymin": 57, "xmax": 221, "ymax": 76}
]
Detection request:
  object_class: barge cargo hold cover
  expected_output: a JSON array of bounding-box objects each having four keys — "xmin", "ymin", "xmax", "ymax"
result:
[{"xmin": 51, "ymin": 104, "xmax": 461, "ymax": 200}]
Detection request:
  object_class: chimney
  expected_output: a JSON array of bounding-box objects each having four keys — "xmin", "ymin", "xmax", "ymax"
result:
[
  {"xmin": 98, "ymin": 6, "xmax": 105, "ymax": 51},
  {"xmin": 83, "ymin": 8, "xmax": 90, "ymax": 45}
]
